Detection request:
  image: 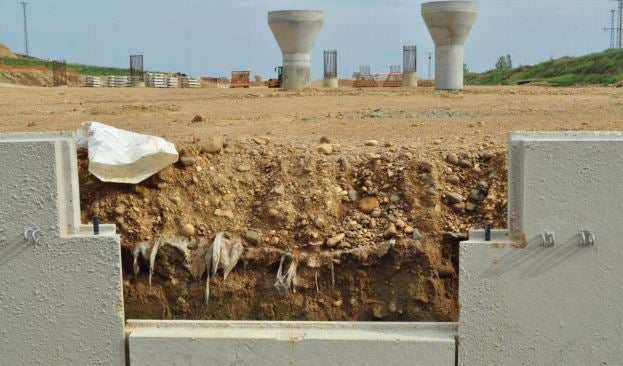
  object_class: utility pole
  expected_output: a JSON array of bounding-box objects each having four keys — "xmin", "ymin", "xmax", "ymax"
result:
[
  {"xmin": 605, "ymin": 9, "xmax": 616, "ymax": 48},
  {"xmin": 618, "ymin": 0, "xmax": 623, "ymax": 48},
  {"xmin": 19, "ymin": 2, "xmax": 30, "ymax": 56},
  {"xmin": 426, "ymin": 52, "xmax": 433, "ymax": 79}
]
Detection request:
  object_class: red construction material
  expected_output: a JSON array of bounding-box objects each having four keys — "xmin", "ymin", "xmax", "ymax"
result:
[{"xmin": 230, "ymin": 71, "xmax": 250, "ymax": 88}]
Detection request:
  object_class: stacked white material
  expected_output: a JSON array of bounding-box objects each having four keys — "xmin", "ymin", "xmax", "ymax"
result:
[
  {"xmin": 106, "ymin": 76, "xmax": 131, "ymax": 87},
  {"xmin": 106, "ymin": 76, "xmax": 117, "ymax": 88},
  {"xmin": 166, "ymin": 77, "xmax": 179, "ymax": 88},
  {"xmin": 85, "ymin": 76, "xmax": 102, "ymax": 87},
  {"xmin": 180, "ymin": 76, "xmax": 201, "ymax": 88},
  {"xmin": 114, "ymin": 76, "xmax": 131, "ymax": 87},
  {"xmin": 146, "ymin": 73, "xmax": 167, "ymax": 88}
]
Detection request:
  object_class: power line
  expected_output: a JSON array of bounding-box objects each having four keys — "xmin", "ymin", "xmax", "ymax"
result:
[
  {"xmin": 605, "ymin": 9, "xmax": 616, "ymax": 48},
  {"xmin": 617, "ymin": 0, "xmax": 623, "ymax": 48},
  {"xmin": 605, "ymin": 1, "xmax": 622, "ymax": 49},
  {"xmin": 19, "ymin": 2, "xmax": 30, "ymax": 56}
]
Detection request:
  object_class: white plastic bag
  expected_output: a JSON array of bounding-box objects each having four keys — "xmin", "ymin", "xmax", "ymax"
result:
[{"xmin": 76, "ymin": 121, "xmax": 178, "ymax": 184}]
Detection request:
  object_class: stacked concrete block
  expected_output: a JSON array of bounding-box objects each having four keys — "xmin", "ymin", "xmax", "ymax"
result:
[
  {"xmin": 84, "ymin": 75, "xmax": 102, "ymax": 87},
  {"xmin": 180, "ymin": 76, "xmax": 201, "ymax": 88},
  {"xmin": 145, "ymin": 73, "xmax": 167, "ymax": 88},
  {"xmin": 166, "ymin": 77, "xmax": 179, "ymax": 88},
  {"xmin": 106, "ymin": 76, "xmax": 130, "ymax": 87},
  {"xmin": 115, "ymin": 76, "xmax": 130, "ymax": 87},
  {"xmin": 106, "ymin": 76, "xmax": 117, "ymax": 87}
]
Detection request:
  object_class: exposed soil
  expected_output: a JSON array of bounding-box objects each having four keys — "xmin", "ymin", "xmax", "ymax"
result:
[
  {"xmin": 78, "ymin": 140, "xmax": 507, "ymax": 321},
  {"xmin": 0, "ymin": 69, "xmax": 80, "ymax": 87},
  {"xmin": 0, "ymin": 43, "xmax": 17, "ymax": 58}
]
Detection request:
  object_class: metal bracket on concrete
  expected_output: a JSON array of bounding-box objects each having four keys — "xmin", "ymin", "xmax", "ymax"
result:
[
  {"xmin": 578, "ymin": 229, "xmax": 595, "ymax": 247},
  {"xmin": 541, "ymin": 230, "xmax": 555, "ymax": 247},
  {"xmin": 23, "ymin": 226, "xmax": 42, "ymax": 243}
]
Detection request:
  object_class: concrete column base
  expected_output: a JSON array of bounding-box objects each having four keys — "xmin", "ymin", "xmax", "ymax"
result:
[
  {"xmin": 435, "ymin": 45, "xmax": 464, "ymax": 90},
  {"xmin": 282, "ymin": 65, "xmax": 311, "ymax": 91},
  {"xmin": 283, "ymin": 53, "xmax": 311, "ymax": 91},
  {"xmin": 402, "ymin": 71, "xmax": 418, "ymax": 87},
  {"xmin": 323, "ymin": 76, "xmax": 338, "ymax": 88}
]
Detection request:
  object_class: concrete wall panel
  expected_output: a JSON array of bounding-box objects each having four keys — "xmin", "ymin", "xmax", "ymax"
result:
[
  {"xmin": 0, "ymin": 132, "xmax": 125, "ymax": 366},
  {"xmin": 459, "ymin": 132, "xmax": 623, "ymax": 365}
]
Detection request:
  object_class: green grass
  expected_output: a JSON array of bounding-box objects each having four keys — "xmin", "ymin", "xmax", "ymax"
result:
[
  {"xmin": 0, "ymin": 55, "xmax": 131, "ymax": 76},
  {"xmin": 465, "ymin": 49, "xmax": 623, "ymax": 86}
]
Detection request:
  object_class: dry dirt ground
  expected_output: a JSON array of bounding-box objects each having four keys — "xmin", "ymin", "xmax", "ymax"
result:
[
  {"xmin": 2, "ymin": 84, "xmax": 621, "ymax": 147},
  {"xmin": 1, "ymin": 84, "xmax": 621, "ymax": 322}
]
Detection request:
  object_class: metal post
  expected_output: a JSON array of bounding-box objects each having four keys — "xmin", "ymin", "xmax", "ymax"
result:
[
  {"xmin": 19, "ymin": 2, "xmax": 30, "ymax": 56},
  {"xmin": 426, "ymin": 52, "xmax": 433, "ymax": 79},
  {"xmin": 611, "ymin": 9, "xmax": 616, "ymax": 48},
  {"xmin": 605, "ymin": 9, "xmax": 617, "ymax": 48},
  {"xmin": 618, "ymin": 0, "xmax": 623, "ymax": 48}
]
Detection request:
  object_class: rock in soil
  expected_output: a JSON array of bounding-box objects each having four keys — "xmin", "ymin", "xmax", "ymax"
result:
[
  {"xmin": 358, "ymin": 196, "xmax": 380, "ymax": 213},
  {"xmin": 315, "ymin": 144, "xmax": 333, "ymax": 155},
  {"xmin": 181, "ymin": 223, "xmax": 195, "ymax": 237},
  {"xmin": 244, "ymin": 230, "xmax": 262, "ymax": 245},
  {"xmin": 326, "ymin": 233, "xmax": 345, "ymax": 247},
  {"xmin": 446, "ymin": 192, "xmax": 464, "ymax": 205},
  {"xmin": 201, "ymin": 136, "xmax": 222, "ymax": 153}
]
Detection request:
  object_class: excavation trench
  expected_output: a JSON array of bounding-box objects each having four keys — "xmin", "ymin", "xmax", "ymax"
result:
[{"xmin": 78, "ymin": 141, "xmax": 507, "ymax": 321}]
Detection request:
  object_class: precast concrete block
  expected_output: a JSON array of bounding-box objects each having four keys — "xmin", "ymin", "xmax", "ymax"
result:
[
  {"xmin": 0, "ymin": 132, "xmax": 125, "ymax": 366},
  {"xmin": 459, "ymin": 132, "xmax": 623, "ymax": 365},
  {"xmin": 128, "ymin": 320, "xmax": 457, "ymax": 366}
]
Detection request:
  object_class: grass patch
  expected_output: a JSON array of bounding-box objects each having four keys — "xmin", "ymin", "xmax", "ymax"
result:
[
  {"xmin": 0, "ymin": 56, "xmax": 131, "ymax": 76},
  {"xmin": 466, "ymin": 49, "xmax": 623, "ymax": 86}
]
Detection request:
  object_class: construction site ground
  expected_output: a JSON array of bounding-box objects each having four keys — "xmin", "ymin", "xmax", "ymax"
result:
[{"xmin": 1, "ymin": 84, "xmax": 621, "ymax": 322}]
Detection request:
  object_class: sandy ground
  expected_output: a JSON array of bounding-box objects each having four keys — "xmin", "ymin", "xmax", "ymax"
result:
[{"xmin": 1, "ymin": 85, "xmax": 621, "ymax": 149}]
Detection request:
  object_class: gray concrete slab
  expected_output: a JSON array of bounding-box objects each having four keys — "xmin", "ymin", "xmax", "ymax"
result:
[{"xmin": 128, "ymin": 320, "xmax": 457, "ymax": 366}]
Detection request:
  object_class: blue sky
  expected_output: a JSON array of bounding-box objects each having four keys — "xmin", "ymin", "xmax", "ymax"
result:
[{"xmin": 0, "ymin": 0, "xmax": 616, "ymax": 78}]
